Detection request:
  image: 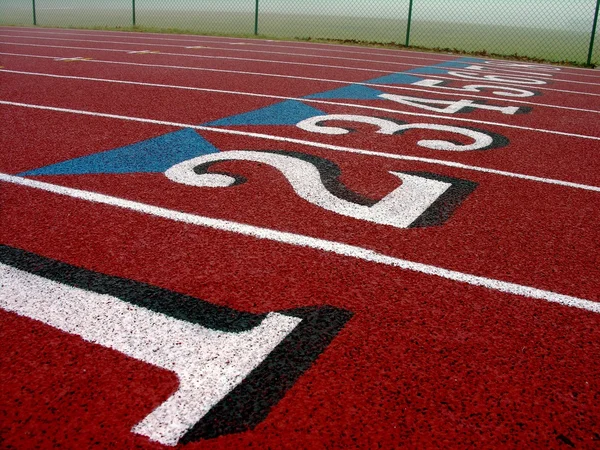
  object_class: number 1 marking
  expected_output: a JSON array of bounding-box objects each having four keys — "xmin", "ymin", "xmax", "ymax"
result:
[{"xmin": 0, "ymin": 245, "xmax": 352, "ymax": 446}]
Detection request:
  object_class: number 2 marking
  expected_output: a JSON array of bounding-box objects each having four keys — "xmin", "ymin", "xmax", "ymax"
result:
[{"xmin": 165, "ymin": 150, "xmax": 477, "ymax": 229}]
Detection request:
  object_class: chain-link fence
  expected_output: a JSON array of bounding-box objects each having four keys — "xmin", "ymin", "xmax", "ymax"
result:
[{"xmin": 1, "ymin": 0, "xmax": 599, "ymax": 65}]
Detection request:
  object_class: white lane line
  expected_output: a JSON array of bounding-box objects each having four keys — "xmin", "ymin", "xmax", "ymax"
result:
[
  {"xmin": 0, "ymin": 34, "xmax": 446, "ymax": 69},
  {"xmin": 3, "ymin": 68, "xmax": 599, "ymax": 117},
  {"xmin": 3, "ymin": 26, "xmax": 600, "ymax": 77},
  {"xmin": 2, "ymin": 44, "xmax": 599, "ymax": 98},
  {"xmin": 1, "ymin": 100, "xmax": 599, "ymax": 192},
  {"xmin": 0, "ymin": 262, "xmax": 301, "ymax": 446},
  {"xmin": 1, "ymin": 173, "xmax": 598, "ymax": 312},
  {"xmin": 2, "ymin": 71, "xmax": 599, "ymax": 141}
]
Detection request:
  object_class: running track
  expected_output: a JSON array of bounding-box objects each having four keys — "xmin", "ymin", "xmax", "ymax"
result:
[{"xmin": 1, "ymin": 27, "xmax": 599, "ymax": 448}]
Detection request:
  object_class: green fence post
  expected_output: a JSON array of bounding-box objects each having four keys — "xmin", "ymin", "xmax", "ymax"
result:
[
  {"xmin": 254, "ymin": 0, "xmax": 259, "ymax": 35},
  {"xmin": 588, "ymin": 0, "xmax": 600, "ymax": 65},
  {"xmin": 405, "ymin": 0, "xmax": 413, "ymax": 46},
  {"xmin": 32, "ymin": 0, "xmax": 36, "ymax": 25},
  {"xmin": 132, "ymin": 0, "xmax": 136, "ymax": 26}
]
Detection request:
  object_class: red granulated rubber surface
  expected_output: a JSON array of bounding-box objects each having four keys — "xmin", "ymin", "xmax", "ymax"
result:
[{"xmin": 1, "ymin": 26, "xmax": 599, "ymax": 449}]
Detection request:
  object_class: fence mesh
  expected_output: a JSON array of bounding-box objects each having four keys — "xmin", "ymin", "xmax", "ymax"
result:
[{"xmin": 1, "ymin": 0, "xmax": 599, "ymax": 65}]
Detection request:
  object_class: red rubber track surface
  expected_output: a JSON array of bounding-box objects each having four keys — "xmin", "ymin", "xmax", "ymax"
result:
[{"xmin": 1, "ymin": 27, "xmax": 599, "ymax": 449}]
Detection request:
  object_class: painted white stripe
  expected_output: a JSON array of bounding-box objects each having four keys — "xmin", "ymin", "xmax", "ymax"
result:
[
  {"xmin": 2, "ymin": 70, "xmax": 599, "ymax": 140},
  {"xmin": 0, "ymin": 262, "xmax": 300, "ymax": 446},
  {"xmin": 1, "ymin": 173, "xmax": 598, "ymax": 312},
  {"xmin": 4, "ymin": 67, "xmax": 599, "ymax": 115},
  {"xmin": 5, "ymin": 26, "xmax": 600, "ymax": 78},
  {"xmin": 1, "ymin": 100, "xmax": 599, "ymax": 192},
  {"xmin": 0, "ymin": 52, "xmax": 600, "ymax": 101}
]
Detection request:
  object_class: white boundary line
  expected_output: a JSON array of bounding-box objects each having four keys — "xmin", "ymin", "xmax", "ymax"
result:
[
  {"xmin": 3, "ymin": 25, "xmax": 599, "ymax": 76},
  {"xmin": 3, "ymin": 67, "xmax": 599, "ymax": 116},
  {"xmin": 2, "ymin": 50, "xmax": 600, "ymax": 100},
  {"xmin": 1, "ymin": 100, "xmax": 599, "ymax": 192},
  {"xmin": 1, "ymin": 172, "xmax": 598, "ymax": 312},
  {"xmin": 4, "ymin": 69, "xmax": 600, "ymax": 136}
]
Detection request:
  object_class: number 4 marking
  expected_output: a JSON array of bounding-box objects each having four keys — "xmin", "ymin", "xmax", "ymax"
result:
[{"xmin": 379, "ymin": 93, "xmax": 530, "ymax": 115}]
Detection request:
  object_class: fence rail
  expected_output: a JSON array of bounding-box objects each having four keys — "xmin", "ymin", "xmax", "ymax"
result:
[{"xmin": 1, "ymin": 0, "xmax": 599, "ymax": 66}]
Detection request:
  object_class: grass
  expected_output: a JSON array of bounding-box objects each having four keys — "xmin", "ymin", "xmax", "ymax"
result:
[{"xmin": 1, "ymin": 8, "xmax": 597, "ymax": 67}]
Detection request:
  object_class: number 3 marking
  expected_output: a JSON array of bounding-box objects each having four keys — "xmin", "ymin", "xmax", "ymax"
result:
[{"xmin": 165, "ymin": 150, "xmax": 476, "ymax": 229}]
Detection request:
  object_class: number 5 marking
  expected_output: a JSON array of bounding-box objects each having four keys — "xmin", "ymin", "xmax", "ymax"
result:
[{"xmin": 165, "ymin": 150, "xmax": 477, "ymax": 228}]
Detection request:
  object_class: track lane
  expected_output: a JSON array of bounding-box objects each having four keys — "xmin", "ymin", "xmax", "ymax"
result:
[
  {"xmin": 2, "ymin": 27, "xmax": 600, "ymax": 449},
  {"xmin": 1, "ymin": 73, "xmax": 599, "ymax": 187},
  {"xmin": 2, "ymin": 53, "xmax": 600, "ymax": 113},
  {"xmin": 3, "ymin": 26, "xmax": 600, "ymax": 79},
  {"xmin": 2, "ymin": 163, "xmax": 600, "ymax": 447},
  {"xmin": 2, "ymin": 43, "xmax": 600, "ymax": 104},
  {"xmin": 1, "ymin": 105, "xmax": 598, "ymax": 301}
]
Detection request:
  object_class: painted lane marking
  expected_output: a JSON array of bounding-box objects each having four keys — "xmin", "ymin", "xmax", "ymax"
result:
[
  {"xmin": 2, "ymin": 70, "xmax": 600, "ymax": 139},
  {"xmin": 127, "ymin": 50, "xmax": 160, "ymax": 54},
  {"xmin": 0, "ymin": 262, "xmax": 301, "ymax": 445},
  {"xmin": 1, "ymin": 100, "xmax": 599, "ymax": 192},
  {"xmin": 2, "ymin": 40, "xmax": 600, "ymax": 88},
  {"xmin": 53, "ymin": 56, "xmax": 93, "ymax": 62},
  {"xmin": 7, "ymin": 26, "xmax": 600, "ymax": 77},
  {"xmin": 1, "ymin": 173, "xmax": 598, "ymax": 312},
  {"xmin": 2, "ymin": 50, "xmax": 599, "ymax": 101}
]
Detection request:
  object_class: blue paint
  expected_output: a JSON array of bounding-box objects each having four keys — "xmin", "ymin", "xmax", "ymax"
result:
[
  {"xmin": 406, "ymin": 67, "xmax": 451, "ymax": 75},
  {"xmin": 21, "ymin": 128, "xmax": 219, "ymax": 176},
  {"xmin": 204, "ymin": 100, "xmax": 325, "ymax": 126},
  {"xmin": 434, "ymin": 61, "xmax": 476, "ymax": 68},
  {"xmin": 366, "ymin": 73, "xmax": 424, "ymax": 85},
  {"xmin": 305, "ymin": 84, "xmax": 384, "ymax": 100}
]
